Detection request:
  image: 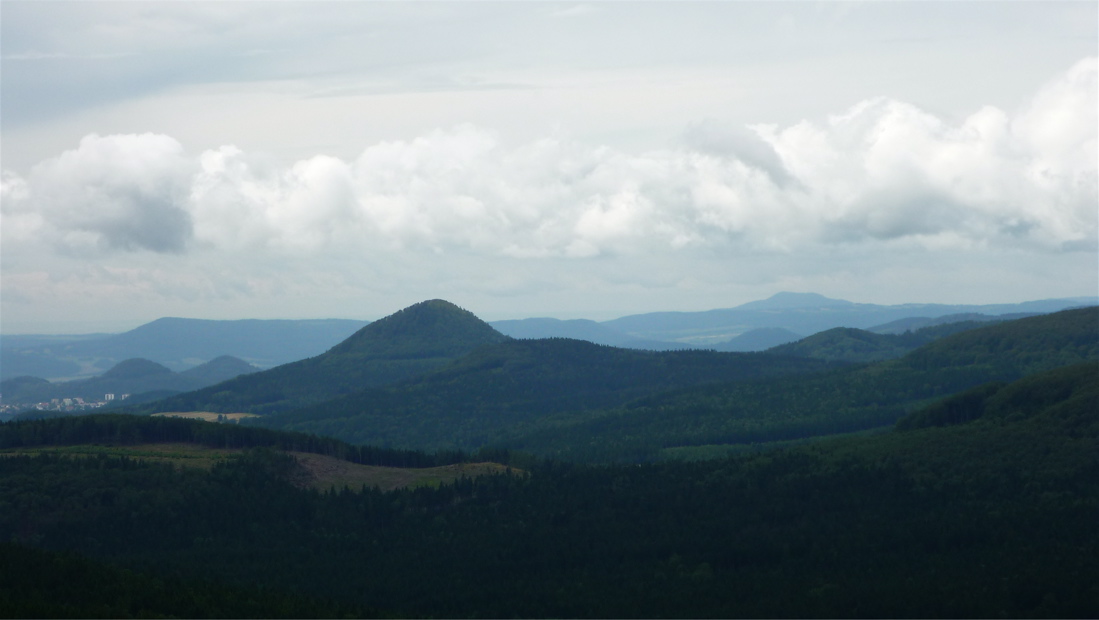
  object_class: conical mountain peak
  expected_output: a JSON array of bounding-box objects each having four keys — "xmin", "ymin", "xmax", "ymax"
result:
[
  {"xmin": 136, "ymin": 300, "xmax": 509, "ymax": 415},
  {"xmin": 328, "ymin": 299, "xmax": 508, "ymax": 359}
]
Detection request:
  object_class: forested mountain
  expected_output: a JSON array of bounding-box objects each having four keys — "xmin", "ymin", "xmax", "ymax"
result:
[
  {"xmin": 178, "ymin": 354, "xmax": 261, "ymax": 385},
  {"xmin": 765, "ymin": 319, "xmax": 1003, "ymax": 363},
  {"xmin": 0, "ymin": 317, "xmax": 368, "ymax": 381},
  {"xmin": 133, "ymin": 300, "xmax": 510, "ymax": 415},
  {"xmin": 245, "ymin": 307, "xmax": 1099, "ymax": 460},
  {"xmin": 766, "ymin": 327, "xmax": 914, "ymax": 362},
  {"xmin": 249, "ymin": 340, "xmax": 832, "ymax": 451},
  {"xmin": 1, "ymin": 356, "xmax": 258, "ymax": 406},
  {"xmin": 1, "ymin": 360, "xmax": 1095, "ymax": 617},
  {"xmin": 127, "ymin": 306, "xmax": 1095, "ymax": 461},
  {"xmin": 490, "ymin": 307, "xmax": 1099, "ymax": 461},
  {"xmin": 896, "ymin": 361, "xmax": 1097, "ymax": 431},
  {"xmin": 601, "ymin": 291, "xmax": 1093, "ymax": 346},
  {"xmin": 3, "ymin": 294, "xmax": 1088, "ymax": 380},
  {"xmin": 868, "ymin": 311, "xmax": 1033, "ymax": 334}
]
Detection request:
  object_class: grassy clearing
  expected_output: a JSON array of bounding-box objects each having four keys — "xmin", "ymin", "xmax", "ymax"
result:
[
  {"xmin": 151, "ymin": 412, "xmax": 260, "ymax": 422},
  {"xmin": 290, "ymin": 452, "xmax": 517, "ymax": 492},
  {"xmin": 0, "ymin": 443, "xmax": 518, "ymax": 491}
]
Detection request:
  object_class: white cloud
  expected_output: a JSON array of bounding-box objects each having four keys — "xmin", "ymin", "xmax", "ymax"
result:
[
  {"xmin": 2, "ymin": 133, "xmax": 195, "ymax": 254},
  {"xmin": 3, "ymin": 59, "xmax": 1095, "ymax": 271},
  {"xmin": 760, "ymin": 58, "xmax": 1097, "ymax": 251}
]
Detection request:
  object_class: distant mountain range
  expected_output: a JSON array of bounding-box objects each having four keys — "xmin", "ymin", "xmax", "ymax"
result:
[
  {"xmin": 600, "ymin": 292, "xmax": 1096, "ymax": 347},
  {"xmin": 488, "ymin": 318, "xmax": 685, "ymax": 350},
  {"xmin": 1, "ymin": 318, "xmax": 368, "ymax": 381},
  {"xmin": 123, "ymin": 299, "xmax": 1098, "ymax": 459},
  {"xmin": 2, "ymin": 292, "xmax": 1093, "ymax": 382},
  {"xmin": 495, "ymin": 293, "xmax": 1093, "ymax": 350},
  {"xmin": 2, "ymin": 355, "xmax": 258, "ymax": 407}
]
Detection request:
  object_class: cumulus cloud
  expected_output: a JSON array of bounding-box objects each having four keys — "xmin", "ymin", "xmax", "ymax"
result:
[
  {"xmin": 761, "ymin": 58, "xmax": 1097, "ymax": 250},
  {"xmin": 3, "ymin": 59, "xmax": 1095, "ymax": 263},
  {"xmin": 2, "ymin": 133, "xmax": 195, "ymax": 253},
  {"xmin": 682, "ymin": 118, "xmax": 794, "ymax": 187}
]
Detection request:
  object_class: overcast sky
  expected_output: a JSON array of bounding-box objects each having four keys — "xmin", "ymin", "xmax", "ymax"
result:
[{"xmin": 2, "ymin": 1, "xmax": 1096, "ymax": 333}]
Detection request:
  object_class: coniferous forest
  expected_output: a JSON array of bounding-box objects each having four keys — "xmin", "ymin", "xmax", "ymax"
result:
[{"xmin": 0, "ymin": 304, "xmax": 1096, "ymax": 618}]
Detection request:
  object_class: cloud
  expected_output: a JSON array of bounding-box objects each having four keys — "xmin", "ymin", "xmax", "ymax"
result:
[
  {"xmin": 759, "ymin": 58, "xmax": 1097, "ymax": 250},
  {"xmin": 3, "ymin": 134, "xmax": 195, "ymax": 254},
  {"xmin": 550, "ymin": 5, "xmax": 597, "ymax": 19},
  {"xmin": 4, "ymin": 59, "xmax": 1095, "ymax": 265},
  {"xmin": 682, "ymin": 119, "xmax": 794, "ymax": 187}
]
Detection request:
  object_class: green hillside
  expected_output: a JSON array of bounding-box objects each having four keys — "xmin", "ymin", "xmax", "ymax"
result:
[
  {"xmin": 132, "ymin": 300, "xmax": 510, "ymax": 415},
  {"xmin": 0, "ymin": 362, "xmax": 1095, "ymax": 617},
  {"xmin": 251, "ymin": 339, "xmax": 833, "ymax": 451},
  {"xmin": 896, "ymin": 361, "xmax": 1098, "ymax": 431},
  {"xmin": 492, "ymin": 307, "xmax": 1099, "ymax": 461},
  {"xmin": 767, "ymin": 319, "xmax": 1022, "ymax": 364},
  {"xmin": 767, "ymin": 326, "xmax": 913, "ymax": 362}
]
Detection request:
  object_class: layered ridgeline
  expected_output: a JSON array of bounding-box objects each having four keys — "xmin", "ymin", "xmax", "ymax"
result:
[
  {"xmin": 247, "ymin": 307, "xmax": 1098, "ymax": 461},
  {"xmin": 0, "ymin": 318, "xmax": 369, "ymax": 381},
  {"xmin": 249, "ymin": 340, "xmax": 834, "ymax": 451},
  {"xmin": 713, "ymin": 327, "xmax": 803, "ymax": 352},
  {"xmin": 502, "ymin": 307, "xmax": 1099, "ymax": 461},
  {"xmin": 1, "ymin": 363, "xmax": 1095, "ymax": 617},
  {"xmin": 765, "ymin": 319, "xmax": 1019, "ymax": 364},
  {"xmin": 2, "ymin": 356, "xmax": 258, "ymax": 407},
  {"xmin": 602, "ymin": 291, "xmax": 1092, "ymax": 347},
  {"xmin": 489, "ymin": 317, "xmax": 685, "ymax": 350},
  {"xmin": 134, "ymin": 300, "xmax": 511, "ymax": 415}
]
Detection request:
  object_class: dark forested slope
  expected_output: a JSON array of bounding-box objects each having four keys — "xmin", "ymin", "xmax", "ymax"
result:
[
  {"xmin": 251, "ymin": 339, "xmax": 833, "ymax": 451},
  {"xmin": 1, "ymin": 364, "xmax": 1095, "ymax": 618},
  {"xmin": 0, "ymin": 542, "xmax": 372, "ymax": 618}
]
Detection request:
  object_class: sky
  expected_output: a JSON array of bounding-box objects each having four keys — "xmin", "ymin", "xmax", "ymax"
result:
[{"xmin": 1, "ymin": 1, "xmax": 1097, "ymax": 334}]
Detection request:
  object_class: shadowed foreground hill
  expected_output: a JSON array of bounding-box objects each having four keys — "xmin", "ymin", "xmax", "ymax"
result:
[
  {"xmin": 0, "ymin": 363, "xmax": 1095, "ymax": 617},
  {"xmin": 133, "ymin": 300, "xmax": 510, "ymax": 415}
]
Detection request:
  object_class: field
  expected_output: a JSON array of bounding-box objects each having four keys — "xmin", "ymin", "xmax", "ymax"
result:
[
  {"xmin": 151, "ymin": 411, "xmax": 260, "ymax": 422},
  {"xmin": 0, "ymin": 443, "xmax": 516, "ymax": 491}
]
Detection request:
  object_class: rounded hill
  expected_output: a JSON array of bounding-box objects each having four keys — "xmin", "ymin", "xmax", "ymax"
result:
[
  {"xmin": 132, "ymin": 299, "xmax": 510, "ymax": 415},
  {"xmin": 328, "ymin": 299, "xmax": 509, "ymax": 359},
  {"xmin": 102, "ymin": 358, "xmax": 173, "ymax": 380}
]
